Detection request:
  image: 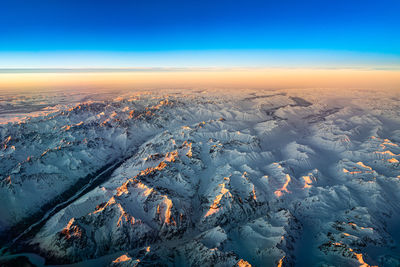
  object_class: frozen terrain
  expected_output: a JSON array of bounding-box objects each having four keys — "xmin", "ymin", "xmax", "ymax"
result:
[
  {"xmin": 0, "ymin": 88, "xmax": 400, "ymax": 266},
  {"xmin": 0, "ymin": 88, "xmax": 123, "ymax": 124}
]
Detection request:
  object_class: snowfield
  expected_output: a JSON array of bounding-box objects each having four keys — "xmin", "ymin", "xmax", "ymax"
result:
[{"xmin": 1, "ymin": 88, "xmax": 400, "ymax": 266}]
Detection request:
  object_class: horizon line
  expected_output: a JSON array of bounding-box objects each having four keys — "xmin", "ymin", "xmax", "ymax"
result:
[{"xmin": 1, "ymin": 66, "xmax": 400, "ymax": 73}]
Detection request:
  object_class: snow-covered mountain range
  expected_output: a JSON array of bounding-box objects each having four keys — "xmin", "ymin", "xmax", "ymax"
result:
[{"xmin": 1, "ymin": 88, "xmax": 399, "ymax": 266}]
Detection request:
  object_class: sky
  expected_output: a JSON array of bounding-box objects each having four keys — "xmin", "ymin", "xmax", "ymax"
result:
[
  {"xmin": 0, "ymin": 0, "xmax": 399, "ymax": 90},
  {"xmin": 1, "ymin": 0, "xmax": 400, "ymax": 67}
]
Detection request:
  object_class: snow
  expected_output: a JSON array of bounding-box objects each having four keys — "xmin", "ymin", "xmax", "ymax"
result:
[{"xmin": 0, "ymin": 88, "xmax": 400, "ymax": 266}]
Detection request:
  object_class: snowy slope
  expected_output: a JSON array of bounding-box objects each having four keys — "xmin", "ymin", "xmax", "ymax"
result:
[{"xmin": 1, "ymin": 88, "xmax": 400, "ymax": 266}]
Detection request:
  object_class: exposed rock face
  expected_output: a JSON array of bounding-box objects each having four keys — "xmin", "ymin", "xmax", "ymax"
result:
[{"xmin": 1, "ymin": 89, "xmax": 400, "ymax": 266}]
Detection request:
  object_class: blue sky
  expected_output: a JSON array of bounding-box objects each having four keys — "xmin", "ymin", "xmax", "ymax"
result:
[{"xmin": 1, "ymin": 0, "xmax": 399, "ymax": 68}]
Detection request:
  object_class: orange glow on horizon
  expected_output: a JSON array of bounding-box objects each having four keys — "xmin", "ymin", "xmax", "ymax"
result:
[{"xmin": 0, "ymin": 68, "xmax": 399, "ymax": 91}]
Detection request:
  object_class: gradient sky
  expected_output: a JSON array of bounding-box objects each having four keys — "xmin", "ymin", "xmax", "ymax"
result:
[{"xmin": 1, "ymin": 0, "xmax": 400, "ymax": 68}]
